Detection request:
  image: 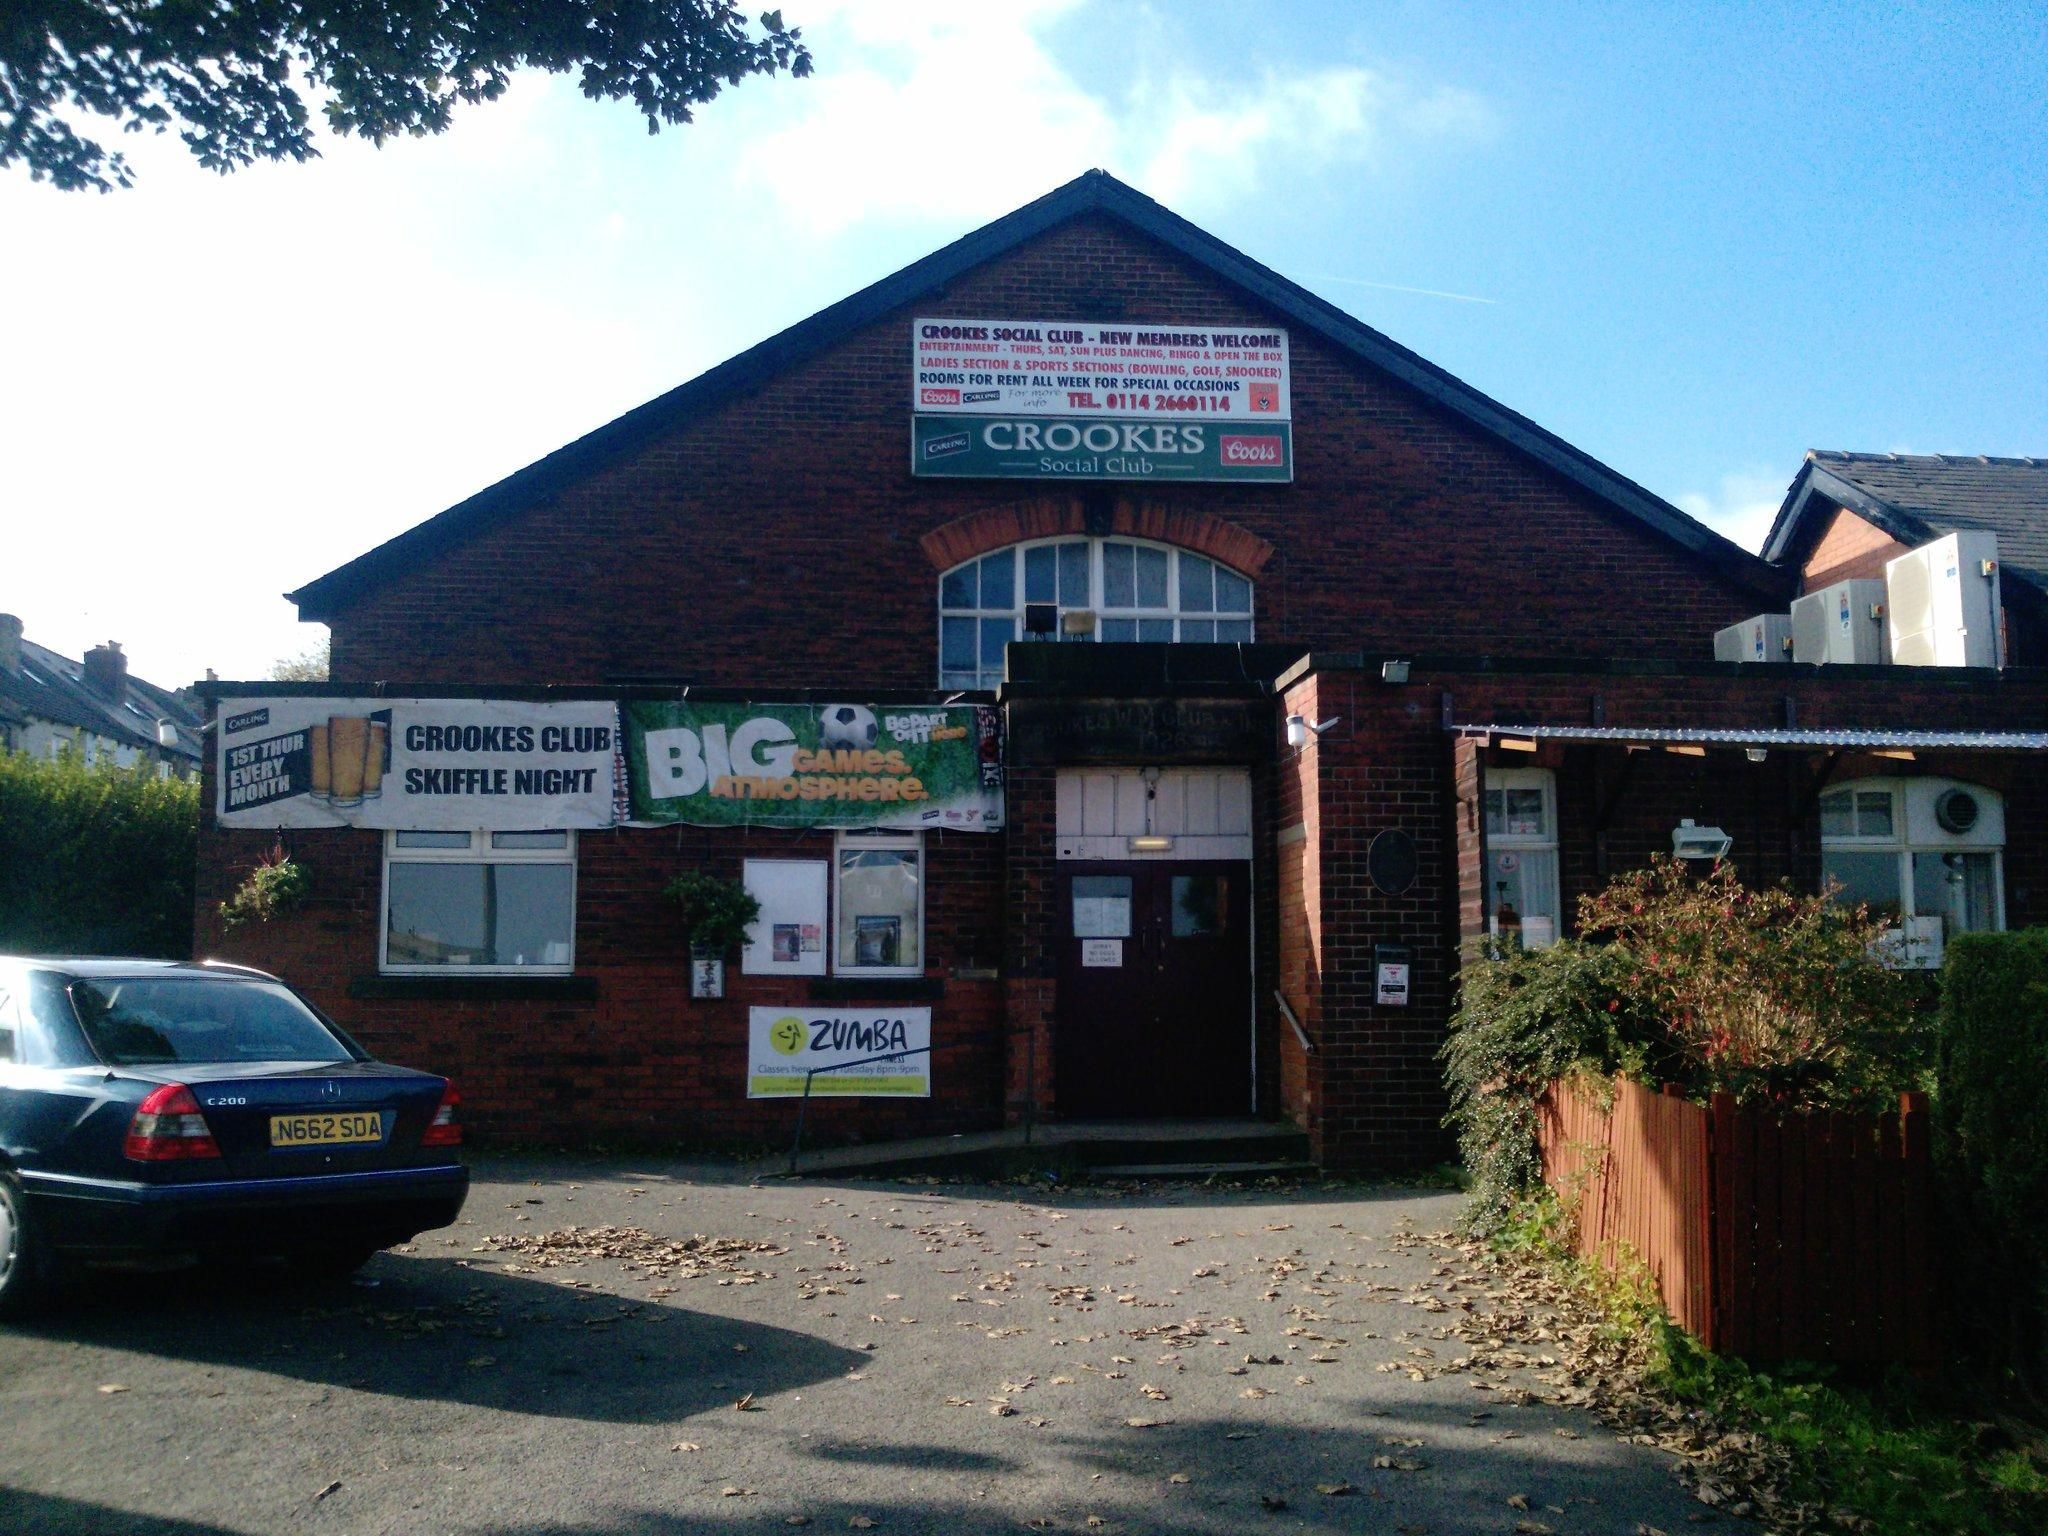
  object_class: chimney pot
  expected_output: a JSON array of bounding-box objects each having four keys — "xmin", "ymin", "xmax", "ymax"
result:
[{"xmin": 83, "ymin": 641, "xmax": 128, "ymax": 702}]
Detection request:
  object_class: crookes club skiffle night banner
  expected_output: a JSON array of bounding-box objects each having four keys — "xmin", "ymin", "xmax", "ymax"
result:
[
  {"xmin": 215, "ymin": 699, "xmax": 620, "ymax": 830},
  {"xmin": 622, "ymin": 701, "xmax": 1003, "ymax": 830}
]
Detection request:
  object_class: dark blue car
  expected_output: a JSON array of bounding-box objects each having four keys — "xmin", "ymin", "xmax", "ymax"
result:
[{"xmin": 0, "ymin": 957, "xmax": 469, "ymax": 1315}]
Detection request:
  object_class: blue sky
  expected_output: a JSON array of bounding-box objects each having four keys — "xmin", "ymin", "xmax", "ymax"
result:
[{"xmin": 3, "ymin": 1, "xmax": 2042, "ymax": 688}]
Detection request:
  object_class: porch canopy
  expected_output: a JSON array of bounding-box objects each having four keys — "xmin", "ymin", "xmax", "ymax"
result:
[{"xmin": 1448, "ymin": 724, "xmax": 2048, "ymax": 752}]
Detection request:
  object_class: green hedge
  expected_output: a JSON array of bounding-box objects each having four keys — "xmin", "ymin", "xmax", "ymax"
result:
[
  {"xmin": 0, "ymin": 749, "xmax": 199, "ymax": 958},
  {"xmin": 1938, "ymin": 929, "xmax": 2048, "ymax": 1388}
]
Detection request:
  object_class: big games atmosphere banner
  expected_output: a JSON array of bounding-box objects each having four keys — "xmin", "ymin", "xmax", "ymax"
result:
[
  {"xmin": 216, "ymin": 698, "xmax": 620, "ymax": 830},
  {"xmin": 623, "ymin": 701, "xmax": 1002, "ymax": 830}
]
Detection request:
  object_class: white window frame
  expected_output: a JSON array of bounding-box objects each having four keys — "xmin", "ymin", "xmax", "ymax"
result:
[
  {"xmin": 1819, "ymin": 779, "xmax": 2005, "ymax": 966},
  {"xmin": 1484, "ymin": 766, "xmax": 1562, "ymax": 949},
  {"xmin": 938, "ymin": 536, "xmax": 1255, "ymax": 690},
  {"xmin": 380, "ymin": 829, "xmax": 578, "ymax": 976},
  {"xmin": 833, "ymin": 830, "xmax": 925, "ymax": 978}
]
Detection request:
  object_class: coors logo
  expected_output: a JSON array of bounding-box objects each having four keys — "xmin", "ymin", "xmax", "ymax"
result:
[
  {"xmin": 919, "ymin": 387, "xmax": 961, "ymax": 405},
  {"xmin": 1220, "ymin": 433, "xmax": 1282, "ymax": 466}
]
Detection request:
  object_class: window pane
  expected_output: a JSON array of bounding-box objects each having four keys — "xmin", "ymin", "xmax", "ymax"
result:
[
  {"xmin": 1181, "ymin": 619, "xmax": 1215, "ymax": 642},
  {"xmin": 1137, "ymin": 619, "xmax": 1174, "ymax": 642},
  {"xmin": 1102, "ymin": 542, "xmax": 1135, "ymax": 607},
  {"xmin": 396, "ymin": 830, "xmax": 471, "ymax": 850},
  {"xmin": 492, "ymin": 830, "xmax": 567, "ymax": 849},
  {"xmin": 978, "ymin": 550, "xmax": 1013, "ymax": 610},
  {"xmin": 1214, "ymin": 567, "xmax": 1251, "ymax": 613},
  {"xmin": 387, "ymin": 863, "xmax": 573, "ymax": 968},
  {"xmin": 1483, "ymin": 789, "xmax": 1504, "ymax": 836},
  {"xmin": 1854, "ymin": 791, "xmax": 1894, "ymax": 838},
  {"xmin": 1100, "ymin": 618, "xmax": 1136, "ymax": 642},
  {"xmin": 1058, "ymin": 542, "xmax": 1090, "ymax": 605},
  {"xmin": 1818, "ymin": 790, "xmax": 1854, "ymax": 838},
  {"xmin": 980, "ymin": 616, "xmax": 1012, "ymax": 669},
  {"xmin": 940, "ymin": 669, "xmax": 978, "ymax": 691},
  {"xmin": 1072, "ymin": 875, "xmax": 1131, "ymax": 938},
  {"xmin": 1024, "ymin": 544, "xmax": 1057, "ymax": 604},
  {"xmin": 1214, "ymin": 618, "xmax": 1253, "ymax": 642},
  {"xmin": 1503, "ymin": 788, "xmax": 1546, "ymax": 837},
  {"xmin": 839, "ymin": 848, "xmax": 920, "ymax": 970},
  {"xmin": 1914, "ymin": 851, "xmax": 1998, "ymax": 936},
  {"xmin": 1823, "ymin": 851, "xmax": 1902, "ymax": 919},
  {"xmin": 941, "ymin": 616, "xmax": 977, "ymax": 671},
  {"xmin": 1134, "ymin": 545, "xmax": 1169, "ymax": 608},
  {"xmin": 940, "ymin": 565, "xmax": 975, "ymax": 610},
  {"xmin": 1179, "ymin": 554, "xmax": 1215, "ymax": 612},
  {"xmin": 1171, "ymin": 874, "xmax": 1230, "ymax": 937}
]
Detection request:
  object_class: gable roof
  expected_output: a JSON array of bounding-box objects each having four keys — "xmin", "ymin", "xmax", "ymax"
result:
[
  {"xmin": 289, "ymin": 169, "xmax": 1781, "ymax": 619},
  {"xmin": 0, "ymin": 639, "xmax": 204, "ymax": 761},
  {"xmin": 1764, "ymin": 451, "xmax": 2048, "ymax": 599}
]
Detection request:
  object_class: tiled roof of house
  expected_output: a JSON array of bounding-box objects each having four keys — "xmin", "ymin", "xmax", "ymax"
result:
[
  {"xmin": 1766, "ymin": 452, "xmax": 2048, "ymax": 597},
  {"xmin": 0, "ymin": 639, "xmax": 204, "ymax": 761}
]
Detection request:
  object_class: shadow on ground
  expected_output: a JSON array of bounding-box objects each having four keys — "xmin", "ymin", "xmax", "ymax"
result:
[{"xmin": 16, "ymin": 1252, "xmax": 864, "ymax": 1424}]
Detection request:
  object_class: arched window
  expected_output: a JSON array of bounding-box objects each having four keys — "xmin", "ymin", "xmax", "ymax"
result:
[
  {"xmin": 1820, "ymin": 776, "xmax": 2004, "ymax": 966},
  {"xmin": 938, "ymin": 537, "xmax": 1254, "ymax": 690}
]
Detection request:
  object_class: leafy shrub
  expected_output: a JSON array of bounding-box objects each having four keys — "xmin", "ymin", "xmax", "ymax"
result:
[
  {"xmin": 1445, "ymin": 858, "xmax": 1925, "ymax": 1232},
  {"xmin": 1937, "ymin": 930, "xmax": 2048, "ymax": 1387},
  {"xmin": 662, "ymin": 870, "xmax": 761, "ymax": 955},
  {"xmin": 0, "ymin": 748, "xmax": 199, "ymax": 957},
  {"xmin": 219, "ymin": 845, "xmax": 310, "ymax": 928}
]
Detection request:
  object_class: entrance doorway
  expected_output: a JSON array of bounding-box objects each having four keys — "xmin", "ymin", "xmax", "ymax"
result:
[{"xmin": 1055, "ymin": 860, "xmax": 1251, "ymax": 1117}]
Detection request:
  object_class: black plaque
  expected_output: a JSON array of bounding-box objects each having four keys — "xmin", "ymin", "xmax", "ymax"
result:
[{"xmin": 1367, "ymin": 829, "xmax": 1419, "ymax": 896}]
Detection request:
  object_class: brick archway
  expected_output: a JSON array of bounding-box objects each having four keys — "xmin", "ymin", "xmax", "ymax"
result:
[{"xmin": 919, "ymin": 498, "xmax": 1275, "ymax": 577}]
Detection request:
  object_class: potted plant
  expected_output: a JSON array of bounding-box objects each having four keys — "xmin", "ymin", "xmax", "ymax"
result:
[
  {"xmin": 220, "ymin": 841, "xmax": 310, "ymax": 929},
  {"xmin": 663, "ymin": 870, "xmax": 760, "ymax": 998}
]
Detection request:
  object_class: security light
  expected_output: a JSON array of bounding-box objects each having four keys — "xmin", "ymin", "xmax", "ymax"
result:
[{"xmin": 1671, "ymin": 818, "xmax": 1732, "ymax": 861}]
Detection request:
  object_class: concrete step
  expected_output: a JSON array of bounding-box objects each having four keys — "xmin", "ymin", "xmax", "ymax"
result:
[
  {"xmin": 770, "ymin": 1119, "xmax": 1313, "ymax": 1181},
  {"xmin": 1088, "ymin": 1160, "xmax": 1321, "ymax": 1180}
]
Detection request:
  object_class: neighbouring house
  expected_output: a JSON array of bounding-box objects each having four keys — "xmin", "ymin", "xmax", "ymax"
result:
[
  {"xmin": 191, "ymin": 172, "xmax": 2048, "ymax": 1166},
  {"xmin": 0, "ymin": 615, "xmax": 204, "ymax": 777}
]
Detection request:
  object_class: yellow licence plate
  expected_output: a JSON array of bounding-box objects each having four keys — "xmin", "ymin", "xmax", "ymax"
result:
[{"xmin": 270, "ymin": 1111, "xmax": 385, "ymax": 1147}]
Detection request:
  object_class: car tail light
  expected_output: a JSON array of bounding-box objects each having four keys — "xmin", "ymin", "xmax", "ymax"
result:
[
  {"xmin": 420, "ymin": 1082, "xmax": 463, "ymax": 1148},
  {"xmin": 124, "ymin": 1084, "xmax": 222, "ymax": 1161}
]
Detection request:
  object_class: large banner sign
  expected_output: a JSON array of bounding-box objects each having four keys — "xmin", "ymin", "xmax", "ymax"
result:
[
  {"xmin": 748, "ymin": 1006, "xmax": 931, "ymax": 1097},
  {"xmin": 216, "ymin": 698, "xmax": 619, "ymax": 830},
  {"xmin": 623, "ymin": 701, "xmax": 1002, "ymax": 831},
  {"xmin": 911, "ymin": 317, "xmax": 1292, "ymax": 482}
]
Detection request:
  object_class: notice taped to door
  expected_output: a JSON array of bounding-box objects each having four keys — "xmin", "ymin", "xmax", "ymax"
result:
[{"xmin": 1080, "ymin": 939, "xmax": 1123, "ymax": 967}]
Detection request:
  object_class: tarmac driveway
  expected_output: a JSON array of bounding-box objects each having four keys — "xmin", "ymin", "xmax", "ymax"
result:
[{"xmin": 0, "ymin": 1157, "xmax": 1711, "ymax": 1535}]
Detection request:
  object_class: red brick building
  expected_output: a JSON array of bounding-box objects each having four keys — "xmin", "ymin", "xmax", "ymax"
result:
[{"xmin": 196, "ymin": 173, "xmax": 2048, "ymax": 1167}]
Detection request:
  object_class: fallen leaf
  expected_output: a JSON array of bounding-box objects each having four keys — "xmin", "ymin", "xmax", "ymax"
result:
[
  {"xmin": 1315, "ymin": 1481, "xmax": 1355, "ymax": 1497},
  {"xmin": 1508, "ymin": 1494, "xmax": 1531, "ymax": 1510},
  {"xmin": 1168, "ymin": 1472, "xmax": 1190, "ymax": 1484},
  {"xmin": 1124, "ymin": 1416, "xmax": 1167, "ymax": 1429},
  {"xmin": 670, "ymin": 1441, "xmax": 701, "ymax": 1453},
  {"xmin": 848, "ymin": 1518, "xmax": 877, "ymax": 1530},
  {"xmin": 720, "ymin": 1486, "xmax": 752, "ymax": 1497},
  {"xmin": 1515, "ymin": 1523, "xmax": 1556, "ymax": 1536},
  {"xmin": 786, "ymin": 1518, "xmax": 810, "ymax": 1527},
  {"xmin": 96, "ymin": 1384, "xmax": 129, "ymax": 1396},
  {"xmin": 734, "ymin": 1392, "xmax": 759, "ymax": 1411},
  {"xmin": 313, "ymin": 1481, "xmax": 342, "ymax": 1502}
]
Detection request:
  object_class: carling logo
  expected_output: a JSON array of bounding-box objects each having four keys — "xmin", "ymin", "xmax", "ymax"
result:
[
  {"xmin": 1220, "ymin": 434, "xmax": 1282, "ymax": 466},
  {"xmin": 920, "ymin": 387, "xmax": 961, "ymax": 406}
]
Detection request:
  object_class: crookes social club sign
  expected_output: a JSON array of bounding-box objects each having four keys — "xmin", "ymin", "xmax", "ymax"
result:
[
  {"xmin": 910, "ymin": 317, "xmax": 1292, "ymax": 483},
  {"xmin": 216, "ymin": 698, "xmax": 619, "ymax": 830}
]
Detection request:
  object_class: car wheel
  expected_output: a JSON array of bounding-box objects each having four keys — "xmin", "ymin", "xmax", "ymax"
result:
[
  {"xmin": 288, "ymin": 1243, "xmax": 383, "ymax": 1284},
  {"xmin": 0, "ymin": 1175, "xmax": 43, "ymax": 1319}
]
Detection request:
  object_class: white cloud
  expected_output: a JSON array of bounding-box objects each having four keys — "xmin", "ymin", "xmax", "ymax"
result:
[
  {"xmin": 733, "ymin": 3, "xmax": 1490, "ymax": 233},
  {"xmin": 1675, "ymin": 470, "xmax": 1791, "ymax": 555}
]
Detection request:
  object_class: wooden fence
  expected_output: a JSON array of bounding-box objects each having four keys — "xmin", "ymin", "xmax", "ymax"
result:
[{"xmin": 1536, "ymin": 1076, "xmax": 1935, "ymax": 1365}]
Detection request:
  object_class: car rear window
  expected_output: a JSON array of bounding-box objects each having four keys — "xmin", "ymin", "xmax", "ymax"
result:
[{"xmin": 68, "ymin": 978, "xmax": 353, "ymax": 1066}]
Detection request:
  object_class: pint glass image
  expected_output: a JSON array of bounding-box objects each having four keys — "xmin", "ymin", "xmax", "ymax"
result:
[
  {"xmin": 362, "ymin": 721, "xmax": 388, "ymax": 801},
  {"xmin": 327, "ymin": 716, "xmax": 371, "ymax": 807}
]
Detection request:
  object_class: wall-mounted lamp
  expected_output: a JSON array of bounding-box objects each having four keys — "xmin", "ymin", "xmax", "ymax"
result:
[
  {"xmin": 1286, "ymin": 715, "xmax": 1341, "ymax": 749},
  {"xmin": 1380, "ymin": 660, "xmax": 1411, "ymax": 684},
  {"xmin": 1127, "ymin": 834, "xmax": 1174, "ymax": 853},
  {"xmin": 1745, "ymin": 747, "xmax": 1768, "ymax": 763},
  {"xmin": 1061, "ymin": 609, "xmax": 1097, "ymax": 636},
  {"xmin": 1671, "ymin": 818, "xmax": 1733, "ymax": 861}
]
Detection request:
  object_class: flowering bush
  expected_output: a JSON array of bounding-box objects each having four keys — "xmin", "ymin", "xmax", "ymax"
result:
[
  {"xmin": 219, "ymin": 844, "xmax": 309, "ymax": 929},
  {"xmin": 1445, "ymin": 857, "xmax": 1928, "ymax": 1232}
]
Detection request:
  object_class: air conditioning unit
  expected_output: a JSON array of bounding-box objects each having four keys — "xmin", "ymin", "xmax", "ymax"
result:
[
  {"xmin": 1791, "ymin": 579, "xmax": 1886, "ymax": 664},
  {"xmin": 1887, "ymin": 531, "xmax": 2003, "ymax": 668},
  {"xmin": 1712, "ymin": 613, "xmax": 1792, "ymax": 663}
]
